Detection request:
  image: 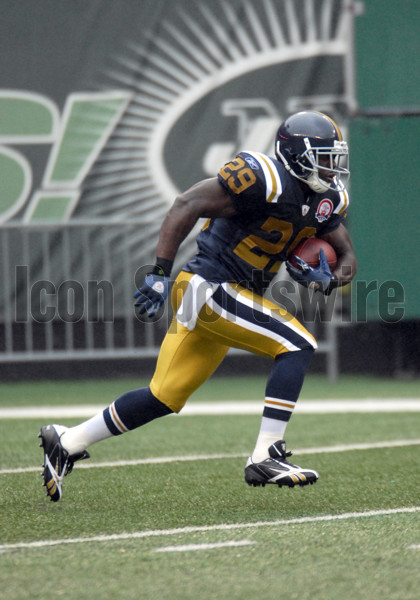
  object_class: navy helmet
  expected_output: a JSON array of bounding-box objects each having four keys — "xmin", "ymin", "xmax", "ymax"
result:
[{"xmin": 275, "ymin": 111, "xmax": 349, "ymax": 193}]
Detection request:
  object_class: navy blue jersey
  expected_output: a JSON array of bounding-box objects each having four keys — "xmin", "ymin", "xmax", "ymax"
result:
[{"xmin": 184, "ymin": 151, "xmax": 349, "ymax": 294}]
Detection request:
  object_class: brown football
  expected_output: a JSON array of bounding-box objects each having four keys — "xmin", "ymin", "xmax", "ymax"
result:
[{"xmin": 290, "ymin": 238, "xmax": 337, "ymax": 269}]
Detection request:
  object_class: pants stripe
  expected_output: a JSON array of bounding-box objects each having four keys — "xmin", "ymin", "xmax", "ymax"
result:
[
  {"xmin": 210, "ymin": 284, "xmax": 315, "ymax": 352},
  {"xmin": 222, "ymin": 283, "xmax": 317, "ymax": 349},
  {"xmin": 150, "ymin": 271, "xmax": 316, "ymax": 412}
]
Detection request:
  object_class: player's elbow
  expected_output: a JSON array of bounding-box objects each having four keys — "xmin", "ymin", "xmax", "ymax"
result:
[
  {"xmin": 165, "ymin": 193, "xmax": 201, "ymax": 231},
  {"xmin": 173, "ymin": 190, "xmax": 200, "ymax": 213},
  {"xmin": 169, "ymin": 193, "xmax": 194, "ymax": 218}
]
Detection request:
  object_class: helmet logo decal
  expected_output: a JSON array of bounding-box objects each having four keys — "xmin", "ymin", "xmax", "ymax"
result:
[{"xmin": 315, "ymin": 199, "xmax": 334, "ymax": 222}]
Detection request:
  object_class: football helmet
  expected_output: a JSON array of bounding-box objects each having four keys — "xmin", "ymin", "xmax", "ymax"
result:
[{"xmin": 275, "ymin": 111, "xmax": 349, "ymax": 193}]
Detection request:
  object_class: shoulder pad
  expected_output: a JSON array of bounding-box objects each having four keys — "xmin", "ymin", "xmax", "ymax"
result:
[
  {"xmin": 239, "ymin": 151, "xmax": 284, "ymax": 204},
  {"xmin": 217, "ymin": 151, "xmax": 286, "ymax": 212}
]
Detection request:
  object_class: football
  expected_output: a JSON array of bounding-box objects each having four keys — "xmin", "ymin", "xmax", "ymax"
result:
[{"xmin": 290, "ymin": 238, "xmax": 337, "ymax": 270}]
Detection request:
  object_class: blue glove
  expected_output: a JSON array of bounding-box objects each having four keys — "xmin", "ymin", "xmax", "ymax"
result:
[
  {"xmin": 286, "ymin": 248, "xmax": 333, "ymax": 294},
  {"xmin": 134, "ymin": 273, "xmax": 170, "ymax": 318}
]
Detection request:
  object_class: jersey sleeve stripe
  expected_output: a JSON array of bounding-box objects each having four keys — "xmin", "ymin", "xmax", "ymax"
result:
[
  {"xmin": 334, "ymin": 187, "xmax": 349, "ymax": 214},
  {"xmin": 244, "ymin": 151, "xmax": 282, "ymax": 203}
]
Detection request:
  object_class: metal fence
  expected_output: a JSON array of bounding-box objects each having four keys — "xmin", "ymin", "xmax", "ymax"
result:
[{"xmin": 0, "ymin": 221, "xmax": 351, "ymax": 379}]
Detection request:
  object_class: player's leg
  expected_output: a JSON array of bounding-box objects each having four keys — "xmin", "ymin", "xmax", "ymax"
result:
[
  {"xmin": 39, "ymin": 284, "xmax": 228, "ymax": 501},
  {"xmin": 52, "ymin": 387, "xmax": 173, "ymax": 457},
  {"xmin": 252, "ymin": 347, "xmax": 313, "ymax": 459},
  {"xmin": 149, "ymin": 320, "xmax": 228, "ymax": 412},
  {"xmin": 197, "ymin": 281, "xmax": 316, "ymax": 448},
  {"xmin": 39, "ymin": 385, "xmax": 175, "ymax": 501},
  {"xmin": 194, "ymin": 281, "xmax": 319, "ymax": 487},
  {"xmin": 57, "ymin": 319, "xmax": 228, "ymax": 456}
]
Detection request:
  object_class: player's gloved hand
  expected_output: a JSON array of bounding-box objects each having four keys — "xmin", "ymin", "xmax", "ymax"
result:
[
  {"xmin": 134, "ymin": 273, "xmax": 170, "ymax": 318},
  {"xmin": 286, "ymin": 248, "xmax": 334, "ymax": 294}
]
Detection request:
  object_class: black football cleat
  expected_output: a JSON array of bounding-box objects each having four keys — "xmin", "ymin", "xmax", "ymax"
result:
[
  {"xmin": 38, "ymin": 424, "xmax": 90, "ymax": 502},
  {"xmin": 245, "ymin": 440, "xmax": 318, "ymax": 488}
]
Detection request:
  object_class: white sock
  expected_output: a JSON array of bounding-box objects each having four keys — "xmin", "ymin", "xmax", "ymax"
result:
[
  {"xmin": 251, "ymin": 417, "xmax": 287, "ymax": 462},
  {"xmin": 61, "ymin": 412, "xmax": 112, "ymax": 455}
]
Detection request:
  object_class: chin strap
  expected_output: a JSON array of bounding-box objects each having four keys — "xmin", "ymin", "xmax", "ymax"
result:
[
  {"xmin": 305, "ymin": 172, "xmax": 330, "ymax": 193},
  {"xmin": 277, "ymin": 142, "xmax": 329, "ymax": 193}
]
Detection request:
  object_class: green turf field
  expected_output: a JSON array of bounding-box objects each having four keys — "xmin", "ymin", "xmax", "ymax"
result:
[
  {"xmin": 0, "ymin": 375, "xmax": 419, "ymax": 600},
  {"xmin": 1, "ymin": 373, "xmax": 419, "ymax": 406}
]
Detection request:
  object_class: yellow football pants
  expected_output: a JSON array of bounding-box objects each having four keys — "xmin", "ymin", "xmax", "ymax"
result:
[{"xmin": 150, "ymin": 271, "xmax": 316, "ymax": 412}]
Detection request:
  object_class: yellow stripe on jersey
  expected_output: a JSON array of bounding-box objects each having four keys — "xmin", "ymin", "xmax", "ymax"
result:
[
  {"xmin": 244, "ymin": 151, "xmax": 282, "ymax": 203},
  {"xmin": 335, "ymin": 187, "xmax": 349, "ymax": 215},
  {"xmin": 256, "ymin": 153, "xmax": 281, "ymax": 203},
  {"xmin": 201, "ymin": 218, "xmax": 211, "ymax": 231}
]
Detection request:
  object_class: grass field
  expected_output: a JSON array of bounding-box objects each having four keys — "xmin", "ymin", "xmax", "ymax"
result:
[{"xmin": 0, "ymin": 375, "xmax": 419, "ymax": 600}]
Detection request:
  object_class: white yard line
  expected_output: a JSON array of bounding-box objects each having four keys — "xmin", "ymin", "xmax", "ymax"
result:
[
  {"xmin": 2, "ymin": 439, "xmax": 419, "ymax": 476},
  {"xmin": 0, "ymin": 507, "xmax": 418, "ymax": 553},
  {"xmin": 153, "ymin": 540, "xmax": 255, "ymax": 553},
  {"xmin": 1, "ymin": 398, "xmax": 420, "ymax": 419}
]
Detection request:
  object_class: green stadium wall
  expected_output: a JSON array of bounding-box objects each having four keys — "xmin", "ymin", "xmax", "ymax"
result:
[{"xmin": 349, "ymin": 0, "xmax": 420, "ymax": 321}]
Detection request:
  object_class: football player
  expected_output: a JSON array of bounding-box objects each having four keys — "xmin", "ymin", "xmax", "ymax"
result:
[{"xmin": 39, "ymin": 111, "xmax": 357, "ymax": 501}]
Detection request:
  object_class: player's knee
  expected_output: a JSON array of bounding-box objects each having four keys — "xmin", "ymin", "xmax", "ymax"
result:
[
  {"xmin": 274, "ymin": 346, "xmax": 315, "ymax": 370},
  {"xmin": 149, "ymin": 379, "xmax": 190, "ymax": 413},
  {"xmin": 275, "ymin": 341, "xmax": 315, "ymax": 359}
]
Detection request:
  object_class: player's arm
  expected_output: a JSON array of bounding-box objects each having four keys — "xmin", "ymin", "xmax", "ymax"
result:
[
  {"xmin": 286, "ymin": 224, "xmax": 357, "ymax": 295},
  {"xmin": 155, "ymin": 177, "xmax": 236, "ymax": 267},
  {"xmin": 134, "ymin": 178, "xmax": 236, "ymax": 317},
  {"xmin": 319, "ymin": 223, "xmax": 357, "ymax": 286}
]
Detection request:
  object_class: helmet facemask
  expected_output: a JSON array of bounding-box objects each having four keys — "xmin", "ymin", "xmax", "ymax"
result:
[{"xmin": 276, "ymin": 137, "xmax": 350, "ymax": 193}]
